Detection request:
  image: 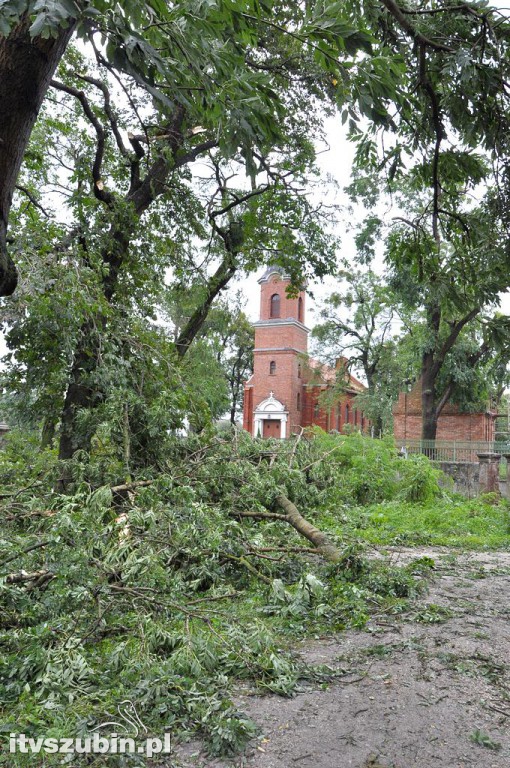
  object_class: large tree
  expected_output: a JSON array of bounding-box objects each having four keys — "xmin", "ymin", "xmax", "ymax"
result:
[
  {"xmin": 312, "ymin": 265, "xmax": 409, "ymax": 434},
  {"xmin": 0, "ymin": 0, "xmax": 381, "ymax": 297},
  {"xmin": 1, "ymin": 40, "xmax": 341, "ymax": 483},
  {"xmin": 344, "ymin": 2, "xmax": 510, "ymax": 440}
]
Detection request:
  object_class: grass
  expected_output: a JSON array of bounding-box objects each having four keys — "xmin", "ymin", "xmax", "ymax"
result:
[{"xmin": 332, "ymin": 495, "xmax": 510, "ymax": 550}]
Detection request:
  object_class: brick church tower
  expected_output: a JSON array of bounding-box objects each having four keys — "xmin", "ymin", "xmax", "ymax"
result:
[{"xmin": 243, "ymin": 266, "xmax": 307, "ymax": 438}]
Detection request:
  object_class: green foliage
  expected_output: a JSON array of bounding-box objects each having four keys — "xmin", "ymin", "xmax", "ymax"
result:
[
  {"xmin": 0, "ymin": 27, "xmax": 341, "ymax": 462},
  {"xmin": 340, "ymin": 2, "xmax": 510, "ymax": 438},
  {"xmin": 470, "ymin": 730, "xmax": 502, "ymax": 751},
  {"xmin": 397, "ymin": 455, "xmax": 444, "ymax": 504},
  {"xmin": 312, "ymin": 265, "xmax": 409, "ymax": 434},
  {"xmin": 413, "ymin": 604, "xmax": 454, "ymax": 624},
  {"xmin": 304, "ymin": 430, "xmax": 442, "ymax": 508},
  {"xmin": 0, "ymin": 430, "xmax": 440, "ymax": 762},
  {"xmin": 345, "ymin": 496, "xmax": 510, "ymax": 550}
]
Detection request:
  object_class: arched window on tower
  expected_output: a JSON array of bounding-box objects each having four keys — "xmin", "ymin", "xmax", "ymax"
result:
[
  {"xmin": 345, "ymin": 404, "xmax": 350, "ymax": 424},
  {"xmin": 298, "ymin": 296, "xmax": 303, "ymax": 322},
  {"xmin": 269, "ymin": 361, "xmax": 276, "ymax": 375},
  {"xmin": 297, "ymin": 363, "xmax": 301, "ymax": 379},
  {"xmin": 297, "ymin": 392, "xmax": 301, "ymax": 411},
  {"xmin": 270, "ymin": 293, "xmax": 281, "ymax": 318}
]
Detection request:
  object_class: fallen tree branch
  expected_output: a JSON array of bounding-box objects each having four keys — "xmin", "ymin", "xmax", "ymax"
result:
[
  {"xmin": 6, "ymin": 568, "xmax": 51, "ymax": 584},
  {"xmin": 4, "ymin": 510, "xmax": 55, "ymax": 521},
  {"xmin": 235, "ymin": 510, "xmax": 289, "ymax": 521},
  {"xmin": 222, "ymin": 554, "xmax": 274, "ymax": 585},
  {"xmin": 249, "ymin": 545, "xmax": 319, "ymax": 555},
  {"xmin": 274, "ymin": 494, "xmax": 342, "ymax": 563},
  {"xmin": 288, "ymin": 427, "xmax": 305, "ymax": 467},
  {"xmin": 110, "ymin": 479, "xmax": 157, "ymax": 493}
]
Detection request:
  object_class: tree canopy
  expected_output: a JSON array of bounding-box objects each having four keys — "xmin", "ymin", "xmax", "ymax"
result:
[{"xmin": 0, "ymin": 0, "xmax": 383, "ymax": 295}]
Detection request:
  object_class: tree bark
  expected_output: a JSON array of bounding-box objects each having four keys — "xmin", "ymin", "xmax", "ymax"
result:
[
  {"xmin": 40, "ymin": 415, "xmax": 57, "ymax": 449},
  {"xmin": 420, "ymin": 305, "xmax": 481, "ymax": 442},
  {"xmin": 0, "ymin": 17, "xmax": 75, "ymax": 295},
  {"xmin": 175, "ymin": 254, "xmax": 238, "ymax": 358},
  {"xmin": 57, "ymin": 318, "xmax": 106, "ymax": 489},
  {"xmin": 421, "ymin": 352, "xmax": 438, "ymax": 442},
  {"xmin": 274, "ymin": 494, "xmax": 342, "ymax": 562},
  {"xmin": 58, "ymin": 341, "xmax": 97, "ymax": 462}
]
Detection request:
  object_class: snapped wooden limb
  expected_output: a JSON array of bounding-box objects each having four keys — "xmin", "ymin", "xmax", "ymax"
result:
[
  {"xmin": 6, "ymin": 569, "xmax": 54, "ymax": 590},
  {"xmin": 274, "ymin": 494, "xmax": 342, "ymax": 563},
  {"xmin": 236, "ymin": 496, "xmax": 342, "ymax": 563}
]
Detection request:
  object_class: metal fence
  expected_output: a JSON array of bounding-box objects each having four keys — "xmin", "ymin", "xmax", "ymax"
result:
[{"xmin": 399, "ymin": 439, "xmax": 510, "ymax": 464}]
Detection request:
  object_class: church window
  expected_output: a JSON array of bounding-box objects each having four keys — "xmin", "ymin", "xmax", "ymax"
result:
[
  {"xmin": 269, "ymin": 360, "xmax": 276, "ymax": 375},
  {"xmin": 298, "ymin": 296, "xmax": 303, "ymax": 322},
  {"xmin": 297, "ymin": 392, "xmax": 301, "ymax": 410},
  {"xmin": 298, "ymin": 363, "xmax": 301, "ymax": 379},
  {"xmin": 270, "ymin": 293, "xmax": 281, "ymax": 318},
  {"xmin": 314, "ymin": 403, "xmax": 320, "ymax": 418},
  {"xmin": 345, "ymin": 404, "xmax": 350, "ymax": 423}
]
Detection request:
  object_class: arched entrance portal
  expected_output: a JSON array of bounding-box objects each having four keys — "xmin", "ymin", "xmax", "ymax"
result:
[{"xmin": 253, "ymin": 392, "xmax": 288, "ymax": 439}]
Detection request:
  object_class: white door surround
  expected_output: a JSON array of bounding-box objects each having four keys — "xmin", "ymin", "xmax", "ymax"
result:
[{"xmin": 253, "ymin": 392, "xmax": 288, "ymax": 439}]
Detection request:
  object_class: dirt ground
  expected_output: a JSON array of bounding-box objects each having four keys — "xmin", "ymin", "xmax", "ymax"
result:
[{"xmin": 174, "ymin": 548, "xmax": 510, "ymax": 768}]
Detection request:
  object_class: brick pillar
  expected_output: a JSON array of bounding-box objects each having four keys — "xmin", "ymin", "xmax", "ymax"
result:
[{"xmin": 477, "ymin": 453, "xmax": 501, "ymax": 494}]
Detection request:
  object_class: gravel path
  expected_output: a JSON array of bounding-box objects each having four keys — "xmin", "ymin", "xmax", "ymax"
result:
[{"xmin": 175, "ymin": 548, "xmax": 510, "ymax": 768}]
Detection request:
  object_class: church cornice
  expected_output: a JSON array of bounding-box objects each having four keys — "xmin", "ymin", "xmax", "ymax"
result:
[
  {"xmin": 253, "ymin": 318, "xmax": 310, "ymax": 333},
  {"xmin": 254, "ymin": 347, "xmax": 306, "ymax": 354}
]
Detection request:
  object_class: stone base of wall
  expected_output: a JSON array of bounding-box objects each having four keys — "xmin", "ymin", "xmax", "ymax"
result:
[
  {"xmin": 435, "ymin": 460, "xmax": 510, "ymax": 498},
  {"xmin": 436, "ymin": 461, "xmax": 480, "ymax": 498}
]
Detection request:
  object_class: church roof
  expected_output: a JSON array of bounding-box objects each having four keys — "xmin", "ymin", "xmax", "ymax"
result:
[
  {"xmin": 307, "ymin": 358, "xmax": 366, "ymax": 392},
  {"xmin": 257, "ymin": 264, "xmax": 290, "ymax": 284}
]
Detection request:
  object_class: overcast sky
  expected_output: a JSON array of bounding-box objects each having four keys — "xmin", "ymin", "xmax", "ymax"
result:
[{"xmin": 229, "ymin": 114, "xmax": 358, "ymax": 330}]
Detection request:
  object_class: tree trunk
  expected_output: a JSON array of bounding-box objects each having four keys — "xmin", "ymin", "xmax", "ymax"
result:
[
  {"xmin": 40, "ymin": 416, "xmax": 56, "ymax": 449},
  {"xmin": 421, "ymin": 352, "xmax": 438, "ymax": 443},
  {"xmin": 57, "ymin": 218, "xmax": 132, "ymax": 480},
  {"xmin": 57, "ymin": 321, "xmax": 102, "ymax": 489},
  {"xmin": 175, "ymin": 255, "xmax": 237, "ymax": 358},
  {"xmin": 0, "ymin": 17, "xmax": 75, "ymax": 295},
  {"xmin": 363, "ymin": 364, "xmax": 383, "ymax": 437},
  {"xmin": 372, "ymin": 414, "xmax": 384, "ymax": 438}
]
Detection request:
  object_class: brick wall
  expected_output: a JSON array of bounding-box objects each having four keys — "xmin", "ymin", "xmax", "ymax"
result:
[
  {"xmin": 254, "ymin": 322, "xmax": 308, "ymax": 352},
  {"xmin": 243, "ymin": 386, "xmax": 253, "ymax": 434},
  {"xmin": 243, "ymin": 269, "xmax": 308, "ymax": 437},
  {"xmin": 394, "ymin": 383, "xmax": 497, "ymax": 442},
  {"xmin": 302, "ymin": 387, "xmax": 367, "ymax": 433},
  {"xmin": 248, "ymin": 347, "xmax": 305, "ymax": 435},
  {"xmin": 259, "ymin": 272, "xmax": 305, "ymax": 323}
]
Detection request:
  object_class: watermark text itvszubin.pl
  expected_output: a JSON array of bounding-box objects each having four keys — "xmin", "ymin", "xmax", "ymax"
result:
[{"xmin": 9, "ymin": 732, "xmax": 172, "ymax": 757}]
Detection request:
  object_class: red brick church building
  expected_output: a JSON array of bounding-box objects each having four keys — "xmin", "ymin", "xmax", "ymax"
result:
[{"xmin": 243, "ymin": 266, "xmax": 368, "ymax": 439}]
